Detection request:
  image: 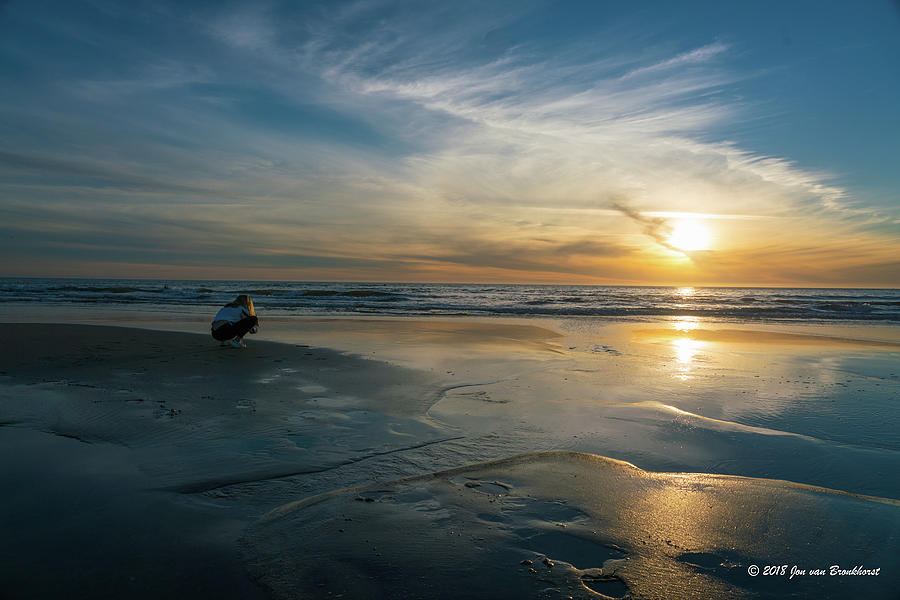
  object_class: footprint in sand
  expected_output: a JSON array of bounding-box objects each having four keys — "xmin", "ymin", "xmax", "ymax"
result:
[
  {"xmin": 580, "ymin": 572, "xmax": 629, "ymax": 598},
  {"xmin": 451, "ymin": 476, "xmax": 512, "ymax": 496}
]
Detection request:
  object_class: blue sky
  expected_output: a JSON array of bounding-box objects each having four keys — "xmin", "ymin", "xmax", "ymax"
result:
[{"xmin": 1, "ymin": 0, "xmax": 898, "ymax": 285}]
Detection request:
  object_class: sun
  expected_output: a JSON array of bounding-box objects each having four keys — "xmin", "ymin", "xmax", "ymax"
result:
[{"xmin": 668, "ymin": 219, "xmax": 712, "ymax": 252}]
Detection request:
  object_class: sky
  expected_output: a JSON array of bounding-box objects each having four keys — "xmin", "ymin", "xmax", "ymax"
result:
[{"xmin": 1, "ymin": 0, "xmax": 899, "ymax": 286}]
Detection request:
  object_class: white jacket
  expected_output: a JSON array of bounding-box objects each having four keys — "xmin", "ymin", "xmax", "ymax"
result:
[
  {"xmin": 212, "ymin": 305, "xmax": 250, "ymax": 325},
  {"xmin": 211, "ymin": 305, "xmax": 258, "ymax": 333}
]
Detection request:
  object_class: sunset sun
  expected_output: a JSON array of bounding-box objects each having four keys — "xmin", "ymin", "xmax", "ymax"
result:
[{"xmin": 668, "ymin": 219, "xmax": 712, "ymax": 252}]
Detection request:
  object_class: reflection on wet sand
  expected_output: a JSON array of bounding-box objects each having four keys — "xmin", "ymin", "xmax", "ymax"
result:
[
  {"xmin": 265, "ymin": 317, "xmax": 565, "ymax": 353},
  {"xmin": 244, "ymin": 451, "xmax": 900, "ymax": 600},
  {"xmin": 636, "ymin": 325, "xmax": 900, "ymax": 349},
  {"xmin": 671, "ymin": 337, "xmax": 708, "ymax": 380},
  {"xmin": 632, "ymin": 320, "xmax": 900, "ymax": 383}
]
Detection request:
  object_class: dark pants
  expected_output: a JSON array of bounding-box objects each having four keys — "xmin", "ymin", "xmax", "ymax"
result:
[{"xmin": 211, "ymin": 316, "xmax": 258, "ymax": 341}]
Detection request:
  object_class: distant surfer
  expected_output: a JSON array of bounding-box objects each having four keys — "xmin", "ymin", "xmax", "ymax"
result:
[{"xmin": 211, "ymin": 294, "xmax": 259, "ymax": 348}]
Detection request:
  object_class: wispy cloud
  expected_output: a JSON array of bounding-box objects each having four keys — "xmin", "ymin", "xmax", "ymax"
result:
[
  {"xmin": 279, "ymin": 6, "xmax": 848, "ymax": 223},
  {"xmin": 1, "ymin": 0, "xmax": 897, "ymax": 284},
  {"xmin": 620, "ymin": 41, "xmax": 730, "ymax": 80},
  {"xmin": 610, "ymin": 201, "xmax": 680, "ymax": 254}
]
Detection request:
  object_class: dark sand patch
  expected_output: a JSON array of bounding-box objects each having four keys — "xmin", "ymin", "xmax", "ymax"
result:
[
  {"xmin": 0, "ymin": 323, "xmax": 455, "ymax": 599},
  {"xmin": 0, "ymin": 426, "xmax": 268, "ymax": 600},
  {"xmin": 0, "ymin": 323, "xmax": 453, "ymax": 492}
]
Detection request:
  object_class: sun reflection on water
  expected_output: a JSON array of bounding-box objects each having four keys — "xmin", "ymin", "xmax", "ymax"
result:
[
  {"xmin": 672, "ymin": 316, "xmax": 700, "ymax": 332},
  {"xmin": 672, "ymin": 337, "xmax": 705, "ymax": 363},
  {"xmin": 671, "ymin": 337, "xmax": 706, "ymax": 380}
]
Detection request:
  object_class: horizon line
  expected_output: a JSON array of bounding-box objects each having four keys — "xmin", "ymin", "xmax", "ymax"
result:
[{"xmin": 1, "ymin": 275, "xmax": 897, "ymax": 291}]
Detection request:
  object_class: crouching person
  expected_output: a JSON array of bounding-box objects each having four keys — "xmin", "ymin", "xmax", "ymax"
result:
[{"xmin": 211, "ymin": 294, "xmax": 259, "ymax": 348}]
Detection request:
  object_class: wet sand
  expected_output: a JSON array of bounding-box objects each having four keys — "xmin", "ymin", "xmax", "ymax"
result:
[
  {"xmin": 0, "ymin": 323, "xmax": 449, "ymax": 598},
  {"xmin": 1, "ymin": 320, "xmax": 898, "ymax": 599},
  {"xmin": 245, "ymin": 451, "xmax": 898, "ymax": 600},
  {"xmin": 634, "ymin": 326, "xmax": 900, "ymax": 349}
]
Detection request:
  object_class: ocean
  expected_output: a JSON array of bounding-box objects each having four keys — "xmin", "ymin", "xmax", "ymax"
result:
[{"xmin": 2, "ymin": 278, "xmax": 899, "ymax": 321}]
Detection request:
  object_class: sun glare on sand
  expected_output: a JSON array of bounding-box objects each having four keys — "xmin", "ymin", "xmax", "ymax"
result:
[{"xmin": 668, "ymin": 220, "xmax": 712, "ymax": 252}]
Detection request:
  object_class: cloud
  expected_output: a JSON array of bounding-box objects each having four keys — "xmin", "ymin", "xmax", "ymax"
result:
[
  {"xmin": 402, "ymin": 235, "xmax": 633, "ymax": 277},
  {"xmin": 71, "ymin": 61, "xmax": 214, "ymax": 101},
  {"xmin": 620, "ymin": 41, "xmax": 730, "ymax": 80},
  {"xmin": 0, "ymin": 150, "xmax": 217, "ymax": 195},
  {"xmin": 1, "ymin": 0, "xmax": 897, "ymax": 284},
  {"xmin": 610, "ymin": 200, "xmax": 680, "ymax": 254},
  {"xmin": 279, "ymin": 7, "xmax": 855, "ymax": 231}
]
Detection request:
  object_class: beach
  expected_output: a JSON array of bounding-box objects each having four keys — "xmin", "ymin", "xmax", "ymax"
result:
[
  {"xmin": 5, "ymin": 0, "xmax": 900, "ymax": 596},
  {"xmin": 1, "ymin": 310, "xmax": 898, "ymax": 599}
]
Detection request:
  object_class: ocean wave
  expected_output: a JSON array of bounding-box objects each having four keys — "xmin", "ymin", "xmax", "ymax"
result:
[
  {"xmin": 49, "ymin": 285, "xmax": 161, "ymax": 294},
  {"xmin": 2, "ymin": 279, "xmax": 898, "ymax": 321},
  {"xmin": 340, "ymin": 290, "xmax": 395, "ymax": 297}
]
